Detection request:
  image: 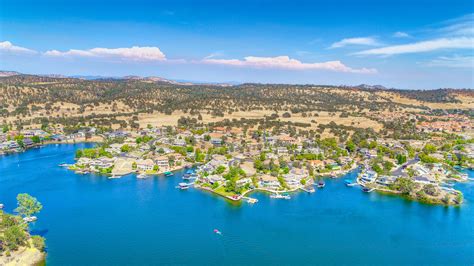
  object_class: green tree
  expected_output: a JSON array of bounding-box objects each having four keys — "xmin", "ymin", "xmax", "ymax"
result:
[
  {"xmin": 371, "ymin": 163, "xmax": 383, "ymax": 175},
  {"xmin": 75, "ymin": 149, "xmax": 83, "ymax": 158},
  {"xmin": 31, "ymin": 135, "xmax": 41, "ymax": 144},
  {"xmin": 396, "ymin": 154, "xmax": 407, "ymax": 165},
  {"xmin": 383, "ymin": 161, "xmax": 394, "ymax": 172},
  {"xmin": 346, "ymin": 140, "xmax": 356, "ymax": 153},
  {"xmin": 121, "ymin": 144, "xmax": 131, "ymax": 152},
  {"xmin": 3, "ymin": 225, "xmax": 27, "ymax": 250},
  {"xmin": 423, "ymin": 143, "xmax": 437, "ymax": 154},
  {"xmin": 214, "ymin": 165, "xmax": 226, "ymax": 174},
  {"xmin": 15, "ymin": 193, "xmax": 42, "ymax": 218}
]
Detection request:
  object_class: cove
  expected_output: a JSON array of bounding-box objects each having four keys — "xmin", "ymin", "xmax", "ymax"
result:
[{"xmin": 1, "ymin": 143, "xmax": 473, "ymax": 265}]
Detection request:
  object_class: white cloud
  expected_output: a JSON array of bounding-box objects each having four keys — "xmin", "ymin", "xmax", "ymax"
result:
[
  {"xmin": 0, "ymin": 41, "xmax": 37, "ymax": 54},
  {"xmin": 44, "ymin": 46, "xmax": 166, "ymax": 61},
  {"xmin": 393, "ymin": 31, "xmax": 410, "ymax": 38},
  {"xmin": 438, "ymin": 13, "xmax": 474, "ymax": 37},
  {"xmin": 329, "ymin": 37, "xmax": 380, "ymax": 49},
  {"xmin": 426, "ymin": 55, "xmax": 474, "ymax": 68},
  {"xmin": 354, "ymin": 37, "xmax": 474, "ymax": 56},
  {"xmin": 202, "ymin": 55, "xmax": 377, "ymax": 74},
  {"xmin": 204, "ymin": 51, "xmax": 225, "ymax": 59}
]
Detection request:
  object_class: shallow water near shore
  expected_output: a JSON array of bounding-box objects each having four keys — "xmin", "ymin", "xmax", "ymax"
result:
[{"xmin": 1, "ymin": 143, "xmax": 473, "ymax": 265}]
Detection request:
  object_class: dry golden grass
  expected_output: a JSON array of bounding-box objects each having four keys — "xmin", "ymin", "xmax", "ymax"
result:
[
  {"xmin": 376, "ymin": 91, "xmax": 474, "ymax": 110},
  {"xmin": 136, "ymin": 110, "xmax": 383, "ymax": 131}
]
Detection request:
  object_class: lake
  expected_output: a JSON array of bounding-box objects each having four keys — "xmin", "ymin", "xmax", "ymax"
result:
[{"xmin": 1, "ymin": 143, "xmax": 473, "ymax": 265}]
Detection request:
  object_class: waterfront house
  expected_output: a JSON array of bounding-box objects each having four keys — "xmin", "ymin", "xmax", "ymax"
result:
[
  {"xmin": 259, "ymin": 174, "xmax": 280, "ymax": 189},
  {"xmin": 376, "ymin": 176, "xmax": 398, "ymax": 186},
  {"xmin": 308, "ymin": 160, "xmax": 325, "ymax": 170},
  {"xmin": 23, "ymin": 138, "xmax": 34, "ymax": 147},
  {"xmin": 91, "ymin": 157, "xmax": 115, "ymax": 169},
  {"xmin": 360, "ymin": 170, "xmax": 378, "ymax": 183},
  {"xmin": 413, "ymin": 175, "xmax": 436, "ymax": 185},
  {"xmin": 207, "ymin": 174, "xmax": 225, "ymax": 185},
  {"xmin": 236, "ymin": 178, "xmax": 252, "ymax": 188},
  {"xmin": 154, "ymin": 155, "xmax": 170, "ymax": 169},
  {"xmin": 5, "ymin": 141, "xmax": 19, "ymax": 150},
  {"xmin": 136, "ymin": 159, "xmax": 155, "ymax": 171}
]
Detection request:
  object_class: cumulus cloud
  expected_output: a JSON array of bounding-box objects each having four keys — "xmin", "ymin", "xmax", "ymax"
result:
[
  {"xmin": 426, "ymin": 55, "xmax": 474, "ymax": 68},
  {"xmin": 0, "ymin": 41, "xmax": 37, "ymax": 54},
  {"xmin": 354, "ymin": 37, "xmax": 474, "ymax": 56},
  {"xmin": 202, "ymin": 55, "xmax": 377, "ymax": 74},
  {"xmin": 329, "ymin": 37, "xmax": 380, "ymax": 49},
  {"xmin": 393, "ymin": 31, "xmax": 410, "ymax": 38},
  {"xmin": 44, "ymin": 46, "xmax": 166, "ymax": 61}
]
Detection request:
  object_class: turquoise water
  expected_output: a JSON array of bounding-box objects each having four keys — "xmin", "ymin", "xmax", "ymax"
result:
[{"xmin": 1, "ymin": 143, "xmax": 473, "ymax": 265}]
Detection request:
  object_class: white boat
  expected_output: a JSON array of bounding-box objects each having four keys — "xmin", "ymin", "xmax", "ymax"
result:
[
  {"xmin": 0, "ymin": 203, "xmax": 4, "ymax": 209},
  {"xmin": 177, "ymin": 182, "xmax": 190, "ymax": 190},
  {"xmin": 270, "ymin": 193, "xmax": 291, "ymax": 200},
  {"xmin": 137, "ymin": 173, "xmax": 148, "ymax": 179},
  {"xmin": 247, "ymin": 198, "xmax": 258, "ymax": 204},
  {"xmin": 23, "ymin": 216, "xmax": 37, "ymax": 223}
]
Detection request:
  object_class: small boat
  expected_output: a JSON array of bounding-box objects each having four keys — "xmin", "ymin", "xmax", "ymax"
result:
[
  {"xmin": 362, "ymin": 187, "xmax": 374, "ymax": 193},
  {"xmin": 317, "ymin": 181, "xmax": 325, "ymax": 188},
  {"xmin": 182, "ymin": 174, "xmax": 191, "ymax": 180},
  {"xmin": 344, "ymin": 179, "xmax": 352, "ymax": 185},
  {"xmin": 58, "ymin": 163, "xmax": 71, "ymax": 167},
  {"xmin": 23, "ymin": 216, "xmax": 37, "ymax": 223},
  {"xmin": 247, "ymin": 198, "xmax": 258, "ymax": 204},
  {"xmin": 214, "ymin": 229, "xmax": 222, "ymax": 235},
  {"xmin": 0, "ymin": 203, "xmax": 4, "ymax": 209},
  {"xmin": 270, "ymin": 193, "xmax": 291, "ymax": 200},
  {"xmin": 137, "ymin": 173, "xmax": 148, "ymax": 179},
  {"xmin": 177, "ymin": 182, "xmax": 190, "ymax": 190},
  {"xmin": 186, "ymin": 170, "xmax": 194, "ymax": 174},
  {"xmin": 164, "ymin": 171, "xmax": 173, "ymax": 177}
]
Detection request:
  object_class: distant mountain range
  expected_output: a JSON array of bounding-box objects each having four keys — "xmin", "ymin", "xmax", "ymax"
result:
[
  {"xmin": 354, "ymin": 84, "xmax": 389, "ymax": 90},
  {"xmin": 0, "ymin": 70, "xmax": 238, "ymax": 86}
]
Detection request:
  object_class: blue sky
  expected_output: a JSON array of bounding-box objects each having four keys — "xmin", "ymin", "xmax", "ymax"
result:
[{"xmin": 0, "ymin": 0, "xmax": 473, "ymax": 89}]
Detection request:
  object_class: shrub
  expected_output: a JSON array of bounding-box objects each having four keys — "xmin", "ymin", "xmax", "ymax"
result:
[{"xmin": 31, "ymin": 235, "xmax": 45, "ymax": 251}]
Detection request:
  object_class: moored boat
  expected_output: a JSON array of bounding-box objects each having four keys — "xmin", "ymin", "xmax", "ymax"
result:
[
  {"xmin": 0, "ymin": 203, "xmax": 4, "ymax": 209},
  {"xmin": 23, "ymin": 216, "xmax": 37, "ymax": 223},
  {"xmin": 164, "ymin": 171, "xmax": 173, "ymax": 176},
  {"xmin": 317, "ymin": 181, "xmax": 325, "ymax": 188},
  {"xmin": 362, "ymin": 187, "xmax": 374, "ymax": 193},
  {"xmin": 177, "ymin": 182, "xmax": 190, "ymax": 190},
  {"xmin": 137, "ymin": 173, "xmax": 148, "ymax": 179},
  {"xmin": 270, "ymin": 193, "xmax": 291, "ymax": 200},
  {"xmin": 247, "ymin": 198, "xmax": 258, "ymax": 204}
]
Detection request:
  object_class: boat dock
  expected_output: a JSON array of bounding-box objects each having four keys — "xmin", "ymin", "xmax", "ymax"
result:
[
  {"xmin": 300, "ymin": 187, "xmax": 315, "ymax": 193},
  {"xmin": 242, "ymin": 196, "xmax": 258, "ymax": 204},
  {"xmin": 346, "ymin": 182, "xmax": 359, "ymax": 187}
]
